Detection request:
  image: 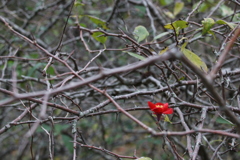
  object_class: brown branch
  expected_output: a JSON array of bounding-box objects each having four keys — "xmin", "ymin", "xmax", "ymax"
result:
[{"xmin": 210, "ymin": 27, "xmax": 240, "ymax": 78}]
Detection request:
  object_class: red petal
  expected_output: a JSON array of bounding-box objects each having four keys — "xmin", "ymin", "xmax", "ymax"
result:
[
  {"xmin": 155, "ymin": 102, "xmax": 164, "ymax": 106},
  {"xmin": 152, "ymin": 107, "xmax": 163, "ymax": 114},
  {"xmin": 148, "ymin": 101, "xmax": 156, "ymax": 110},
  {"xmin": 162, "ymin": 103, "xmax": 169, "ymax": 110},
  {"xmin": 163, "ymin": 108, "xmax": 173, "ymax": 114}
]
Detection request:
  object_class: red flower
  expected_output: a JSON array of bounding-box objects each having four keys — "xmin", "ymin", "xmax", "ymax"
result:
[{"xmin": 148, "ymin": 101, "xmax": 173, "ymax": 121}]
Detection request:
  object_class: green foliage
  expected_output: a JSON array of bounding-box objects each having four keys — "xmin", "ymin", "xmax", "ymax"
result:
[
  {"xmin": 46, "ymin": 66, "xmax": 56, "ymax": 76},
  {"xmin": 164, "ymin": 115, "xmax": 172, "ymax": 124},
  {"xmin": 92, "ymin": 31, "xmax": 107, "ymax": 44},
  {"xmin": 216, "ymin": 20, "xmax": 236, "ymax": 30},
  {"xmin": 193, "ymin": 0, "xmax": 217, "ymax": 13},
  {"xmin": 74, "ymin": 0, "xmax": 84, "ymax": 7},
  {"xmin": 6, "ymin": 60, "xmax": 14, "ymax": 67},
  {"xmin": 164, "ymin": 11, "xmax": 175, "ymax": 19},
  {"xmin": 164, "ymin": 20, "xmax": 189, "ymax": 30},
  {"xmin": 79, "ymin": 15, "xmax": 109, "ymax": 30},
  {"xmin": 27, "ymin": 63, "xmax": 55, "ymax": 76},
  {"xmin": 232, "ymin": 13, "xmax": 240, "ymax": 22},
  {"xmin": 27, "ymin": 63, "xmax": 43, "ymax": 77},
  {"xmin": 158, "ymin": 0, "xmax": 173, "ymax": 6},
  {"xmin": 180, "ymin": 42, "xmax": 208, "ymax": 72},
  {"xmin": 133, "ymin": 25, "xmax": 149, "ymax": 43},
  {"xmin": 126, "ymin": 51, "xmax": 146, "ymax": 61},
  {"xmin": 36, "ymin": 124, "xmax": 72, "ymax": 153},
  {"xmin": 27, "ymin": 53, "xmax": 39, "ymax": 59},
  {"xmin": 134, "ymin": 6, "xmax": 146, "ymax": 17},
  {"xmin": 173, "ymin": 2, "xmax": 184, "ymax": 16},
  {"xmin": 216, "ymin": 116, "xmax": 234, "ymax": 126},
  {"xmin": 55, "ymin": 124, "xmax": 70, "ymax": 135},
  {"xmin": 158, "ymin": 47, "xmax": 168, "ymax": 55},
  {"xmin": 220, "ymin": 5, "xmax": 234, "ymax": 17},
  {"xmin": 153, "ymin": 32, "xmax": 170, "ymax": 40},
  {"xmin": 138, "ymin": 136, "xmax": 162, "ymax": 146},
  {"xmin": 62, "ymin": 135, "xmax": 73, "ymax": 152},
  {"xmin": 201, "ymin": 18, "xmax": 215, "ymax": 35},
  {"xmin": 164, "ymin": 20, "xmax": 189, "ymax": 35},
  {"xmin": 37, "ymin": 124, "xmax": 70, "ymax": 136},
  {"xmin": 36, "ymin": 124, "xmax": 51, "ymax": 132}
]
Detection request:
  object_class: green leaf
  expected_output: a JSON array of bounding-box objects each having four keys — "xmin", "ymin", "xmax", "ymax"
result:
[
  {"xmin": 164, "ymin": 20, "xmax": 189, "ymax": 35},
  {"xmin": 164, "ymin": 115, "xmax": 172, "ymax": 124},
  {"xmin": 62, "ymin": 135, "xmax": 73, "ymax": 152},
  {"xmin": 46, "ymin": 66, "xmax": 55, "ymax": 76},
  {"xmin": 79, "ymin": 15, "xmax": 109, "ymax": 30},
  {"xmin": 173, "ymin": 2, "xmax": 184, "ymax": 16},
  {"xmin": 159, "ymin": 0, "xmax": 173, "ymax": 6},
  {"xmin": 216, "ymin": 116, "xmax": 234, "ymax": 126},
  {"xmin": 159, "ymin": 47, "xmax": 168, "ymax": 55},
  {"xmin": 133, "ymin": 25, "xmax": 149, "ymax": 43},
  {"xmin": 27, "ymin": 63, "xmax": 43, "ymax": 76},
  {"xmin": 55, "ymin": 124, "xmax": 70, "ymax": 135},
  {"xmin": 126, "ymin": 52, "xmax": 146, "ymax": 60},
  {"xmin": 79, "ymin": 23, "xmax": 87, "ymax": 27},
  {"xmin": 216, "ymin": 20, "xmax": 236, "ymax": 30},
  {"xmin": 28, "ymin": 53, "xmax": 39, "ymax": 59},
  {"xmin": 153, "ymin": 32, "xmax": 170, "ymax": 40},
  {"xmin": 134, "ymin": 6, "xmax": 146, "ymax": 17},
  {"xmin": 164, "ymin": 11, "xmax": 175, "ymax": 19},
  {"xmin": 92, "ymin": 31, "xmax": 107, "ymax": 44},
  {"xmin": 179, "ymin": 76, "xmax": 185, "ymax": 81},
  {"xmin": 220, "ymin": 5, "xmax": 234, "ymax": 17},
  {"xmin": 164, "ymin": 20, "xmax": 189, "ymax": 30},
  {"xmin": 232, "ymin": 13, "xmax": 240, "ymax": 22},
  {"xmin": 136, "ymin": 157, "xmax": 152, "ymax": 160},
  {"xmin": 36, "ymin": 124, "xmax": 50, "ymax": 133},
  {"xmin": 209, "ymin": 139, "xmax": 222, "ymax": 145},
  {"xmin": 193, "ymin": 2, "xmax": 213, "ymax": 13},
  {"xmin": 181, "ymin": 42, "xmax": 208, "ymax": 72},
  {"xmin": 74, "ymin": 1, "xmax": 84, "ymax": 7},
  {"xmin": 201, "ymin": 18, "xmax": 215, "ymax": 35}
]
